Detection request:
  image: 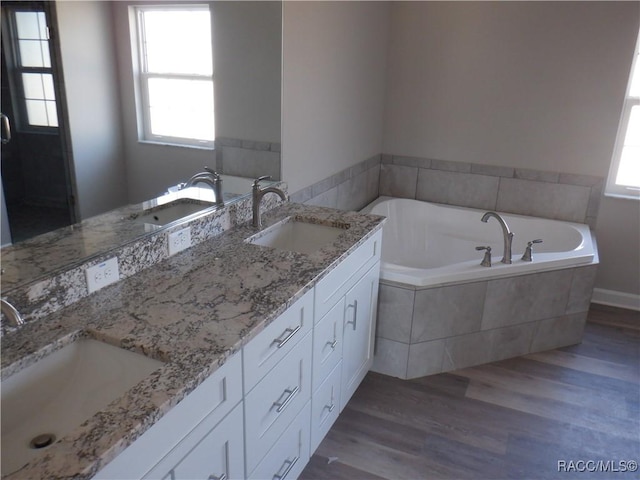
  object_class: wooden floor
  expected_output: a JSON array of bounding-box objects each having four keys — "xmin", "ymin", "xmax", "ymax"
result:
[{"xmin": 301, "ymin": 305, "xmax": 640, "ymax": 480}]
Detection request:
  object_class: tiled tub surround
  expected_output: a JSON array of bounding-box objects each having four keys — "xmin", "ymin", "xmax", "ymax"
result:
[
  {"xmin": 379, "ymin": 154, "xmax": 604, "ymax": 227},
  {"xmin": 0, "ymin": 202, "xmax": 385, "ymax": 479},
  {"xmin": 0, "ymin": 182, "xmax": 287, "ymax": 329},
  {"xmin": 373, "ymin": 265, "xmax": 598, "ymax": 379}
]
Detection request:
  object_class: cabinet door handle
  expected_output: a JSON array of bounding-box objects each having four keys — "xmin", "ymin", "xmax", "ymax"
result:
[
  {"xmin": 273, "ymin": 385, "xmax": 299, "ymax": 413},
  {"xmin": 325, "ymin": 403, "xmax": 336, "ymax": 412},
  {"xmin": 1, "ymin": 114, "xmax": 11, "ymax": 144},
  {"xmin": 329, "ymin": 338, "xmax": 337, "ymax": 350},
  {"xmin": 273, "ymin": 324, "xmax": 301, "ymax": 349},
  {"xmin": 208, "ymin": 474, "xmax": 227, "ymax": 480},
  {"xmin": 346, "ymin": 300, "xmax": 358, "ymax": 330},
  {"xmin": 273, "ymin": 456, "xmax": 299, "ymax": 480}
]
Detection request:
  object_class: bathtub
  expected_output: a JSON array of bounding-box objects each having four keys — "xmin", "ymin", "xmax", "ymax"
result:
[{"xmin": 362, "ymin": 197, "xmax": 596, "ymax": 288}]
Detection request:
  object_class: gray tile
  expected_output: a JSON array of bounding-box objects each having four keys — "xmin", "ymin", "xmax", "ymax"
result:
[
  {"xmin": 393, "ymin": 156, "xmax": 431, "ymax": 169},
  {"xmin": 415, "ymin": 169, "xmax": 499, "ymax": 210},
  {"xmin": 366, "ymin": 165, "xmax": 380, "ymax": 206},
  {"xmin": 221, "ymin": 146, "xmax": 280, "ymax": 179},
  {"xmin": 496, "ymin": 178, "xmax": 590, "ymax": 223},
  {"xmin": 412, "ymin": 282, "xmax": 487, "ymax": 342},
  {"xmin": 406, "ymin": 339, "xmax": 446, "ymax": 378},
  {"xmin": 585, "ymin": 216, "xmax": 598, "ymax": 229},
  {"xmin": 311, "ymin": 174, "xmax": 339, "ymax": 197},
  {"xmin": 482, "ymin": 269, "xmax": 574, "ymax": 329},
  {"xmin": 270, "ymin": 142, "xmax": 281, "ymax": 153},
  {"xmin": 566, "ymin": 266, "xmax": 598, "ymax": 314},
  {"xmin": 530, "ymin": 312, "xmax": 587, "ymax": 352},
  {"xmin": 430, "ymin": 159, "xmax": 471, "ymax": 173},
  {"xmin": 305, "ymin": 186, "xmax": 338, "ymax": 209},
  {"xmin": 290, "ymin": 186, "xmax": 313, "ymax": 204},
  {"xmin": 489, "ymin": 322, "xmax": 537, "ymax": 362},
  {"xmin": 514, "ymin": 168, "xmax": 559, "ymax": 183},
  {"xmin": 351, "ymin": 161, "xmax": 368, "ymax": 178},
  {"xmin": 379, "ymin": 164, "xmax": 418, "ymax": 199},
  {"xmin": 471, "ymin": 163, "xmax": 515, "ymax": 178},
  {"xmin": 372, "ymin": 338, "xmax": 409, "ymax": 379},
  {"xmin": 364, "ymin": 154, "xmax": 382, "ymax": 170},
  {"xmin": 381, "ymin": 154, "xmax": 393, "ymax": 164},
  {"xmin": 586, "ymin": 184, "xmax": 603, "ymax": 219},
  {"xmin": 442, "ymin": 330, "xmax": 493, "ymax": 371},
  {"xmin": 337, "ymin": 172, "xmax": 370, "ymax": 211},
  {"xmin": 377, "ymin": 284, "xmax": 415, "ymax": 343},
  {"xmin": 558, "ymin": 173, "xmax": 603, "ymax": 187}
]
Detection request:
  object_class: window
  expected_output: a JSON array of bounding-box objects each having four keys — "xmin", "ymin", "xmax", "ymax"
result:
[
  {"xmin": 607, "ymin": 30, "xmax": 640, "ymax": 198},
  {"xmin": 133, "ymin": 5, "xmax": 214, "ymax": 148},
  {"xmin": 3, "ymin": 8, "xmax": 58, "ymax": 130}
]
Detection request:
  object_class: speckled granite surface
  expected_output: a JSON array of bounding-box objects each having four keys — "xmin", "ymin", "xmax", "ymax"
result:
[{"xmin": 0, "ymin": 202, "xmax": 385, "ymax": 479}]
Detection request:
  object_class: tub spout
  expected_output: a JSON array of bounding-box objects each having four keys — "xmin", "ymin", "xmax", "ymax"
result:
[{"xmin": 481, "ymin": 211, "xmax": 513, "ymax": 264}]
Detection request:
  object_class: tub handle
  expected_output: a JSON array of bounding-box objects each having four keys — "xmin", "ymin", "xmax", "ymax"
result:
[
  {"xmin": 475, "ymin": 246, "xmax": 492, "ymax": 267},
  {"xmin": 521, "ymin": 239, "xmax": 543, "ymax": 262}
]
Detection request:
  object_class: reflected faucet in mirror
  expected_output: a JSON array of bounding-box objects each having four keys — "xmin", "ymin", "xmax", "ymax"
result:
[
  {"xmin": 1, "ymin": 299, "xmax": 24, "ymax": 327},
  {"xmin": 181, "ymin": 167, "xmax": 224, "ymax": 207}
]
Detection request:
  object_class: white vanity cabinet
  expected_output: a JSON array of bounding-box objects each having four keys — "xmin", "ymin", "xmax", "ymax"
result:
[{"xmin": 93, "ymin": 228, "xmax": 382, "ymax": 480}]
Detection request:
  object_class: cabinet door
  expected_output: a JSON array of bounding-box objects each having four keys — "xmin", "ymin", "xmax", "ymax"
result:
[
  {"xmin": 310, "ymin": 361, "xmax": 341, "ymax": 453},
  {"xmin": 147, "ymin": 403, "xmax": 244, "ymax": 480},
  {"xmin": 340, "ymin": 262, "xmax": 380, "ymax": 411},
  {"xmin": 312, "ymin": 297, "xmax": 344, "ymax": 391}
]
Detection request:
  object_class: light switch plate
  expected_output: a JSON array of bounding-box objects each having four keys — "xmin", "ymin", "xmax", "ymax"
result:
[
  {"xmin": 86, "ymin": 257, "xmax": 120, "ymax": 293},
  {"xmin": 168, "ymin": 227, "xmax": 192, "ymax": 256}
]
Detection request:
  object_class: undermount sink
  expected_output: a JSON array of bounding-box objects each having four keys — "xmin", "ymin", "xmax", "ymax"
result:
[
  {"xmin": 133, "ymin": 199, "xmax": 213, "ymax": 227},
  {"xmin": 246, "ymin": 218, "xmax": 347, "ymax": 254},
  {"xmin": 1, "ymin": 338, "xmax": 164, "ymax": 476}
]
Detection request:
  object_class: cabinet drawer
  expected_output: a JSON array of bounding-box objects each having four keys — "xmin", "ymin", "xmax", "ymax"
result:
[
  {"xmin": 312, "ymin": 297, "xmax": 344, "ymax": 391},
  {"xmin": 144, "ymin": 402, "xmax": 244, "ymax": 480},
  {"xmin": 310, "ymin": 361, "xmax": 341, "ymax": 453},
  {"xmin": 243, "ymin": 289, "xmax": 313, "ymax": 393},
  {"xmin": 245, "ymin": 332, "xmax": 312, "ymax": 474},
  {"xmin": 94, "ymin": 353, "xmax": 242, "ymax": 480},
  {"xmin": 314, "ymin": 229, "xmax": 381, "ymax": 321},
  {"xmin": 248, "ymin": 401, "xmax": 311, "ymax": 480}
]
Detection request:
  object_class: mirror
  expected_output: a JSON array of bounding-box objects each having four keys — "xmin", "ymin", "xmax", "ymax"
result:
[{"xmin": 0, "ymin": 0, "xmax": 282, "ymax": 292}]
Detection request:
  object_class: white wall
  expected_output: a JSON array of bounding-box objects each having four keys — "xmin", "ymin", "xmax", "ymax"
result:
[
  {"xmin": 56, "ymin": 0, "xmax": 128, "ymax": 219},
  {"xmin": 282, "ymin": 1, "xmax": 390, "ymax": 194},
  {"xmin": 380, "ymin": 1, "xmax": 639, "ymax": 298}
]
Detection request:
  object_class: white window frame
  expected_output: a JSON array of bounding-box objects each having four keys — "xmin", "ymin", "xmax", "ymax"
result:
[
  {"xmin": 606, "ymin": 31, "xmax": 640, "ymax": 199},
  {"xmin": 132, "ymin": 4, "xmax": 214, "ymax": 149}
]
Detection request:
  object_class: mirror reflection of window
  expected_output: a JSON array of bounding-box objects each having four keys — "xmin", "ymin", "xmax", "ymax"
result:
[
  {"xmin": 134, "ymin": 6, "xmax": 214, "ymax": 147},
  {"xmin": 8, "ymin": 9, "xmax": 58, "ymax": 128}
]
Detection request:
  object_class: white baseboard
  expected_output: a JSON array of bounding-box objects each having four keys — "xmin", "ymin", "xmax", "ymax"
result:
[{"xmin": 591, "ymin": 288, "xmax": 640, "ymax": 311}]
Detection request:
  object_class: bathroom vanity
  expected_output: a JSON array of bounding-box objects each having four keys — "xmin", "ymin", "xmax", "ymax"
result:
[{"xmin": 0, "ymin": 201, "xmax": 384, "ymax": 479}]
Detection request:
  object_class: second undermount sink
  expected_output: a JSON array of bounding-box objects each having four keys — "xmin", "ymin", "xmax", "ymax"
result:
[
  {"xmin": 246, "ymin": 218, "xmax": 347, "ymax": 254},
  {"xmin": 133, "ymin": 199, "xmax": 214, "ymax": 227},
  {"xmin": 1, "ymin": 338, "xmax": 164, "ymax": 476}
]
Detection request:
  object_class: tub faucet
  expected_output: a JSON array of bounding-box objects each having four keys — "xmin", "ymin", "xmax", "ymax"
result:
[
  {"xmin": 252, "ymin": 175, "xmax": 287, "ymax": 228},
  {"xmin": 480, "ymin": 211, "xmax": 513, "ymax": 264},
  {"xmin": 1, "ymin": 299, "xmax": 24, "ymax": 327},
  {"xmin": 184, "ymin": 167, "xmax": 224, "ymax": 207}
]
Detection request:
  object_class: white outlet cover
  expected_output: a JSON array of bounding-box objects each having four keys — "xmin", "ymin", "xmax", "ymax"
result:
[
  {"xmin": 86, "ymin": 257, "xmax": 120, "ymax": 293},
  {"xmin": 168, "ymin": 227, "xmax": 192, "ymax": 256}
]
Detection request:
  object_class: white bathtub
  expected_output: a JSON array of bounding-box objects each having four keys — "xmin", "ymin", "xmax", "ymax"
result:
[{"xmin": 362, "ymin": 197, "xmax": 596, "ymax": 287}]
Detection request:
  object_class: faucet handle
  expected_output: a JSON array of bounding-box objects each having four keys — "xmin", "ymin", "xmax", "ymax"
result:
[
  {"xmin": 528, "ymin": 239, "xmax": 543, "ymax": 246},
  {"xmin": 204, "ymin": 166, "xmax": 221, "ymax": 179},
  {"xmin": 253, "ymin": 175, "xmax": 272, "ymax": 187},
  {"xmin": 475, "ymin": 246, "xmax": 492, "ymax": 267}
]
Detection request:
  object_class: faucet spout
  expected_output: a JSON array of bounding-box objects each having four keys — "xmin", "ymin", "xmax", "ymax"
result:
[
  {"xmin": 184, "ymin": 167, "xmax": 224, "ymax": 207},
  {"xmin": 1, "ymin": 299, "xmax": 25, "ymax": 327},
  {"xmin": 252, "ymin": 176, "xmax": 287, "ymax": 228},
  {"xmin": 481, "ymin": 211, "xmax": 513, "ymax": 264}
]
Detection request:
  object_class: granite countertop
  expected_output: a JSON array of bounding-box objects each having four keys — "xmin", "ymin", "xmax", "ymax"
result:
[{"xmin": 1, "ymin": 202, "xmax": 385, "ymax": 480}]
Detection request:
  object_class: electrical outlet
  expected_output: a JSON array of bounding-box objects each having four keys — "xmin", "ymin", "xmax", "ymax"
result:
[
  {"xmin": 86, "ymin": 257, "xmax": 120, "ymax": 293},
  {"xmin": 168, "ymin": 227, "xmax": 192, "ymax": 256}
]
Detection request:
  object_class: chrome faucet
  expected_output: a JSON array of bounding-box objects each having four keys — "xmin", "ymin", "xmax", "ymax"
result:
[
  {"xmin": 480, "ymin": 211, "xmax": 513, "ymax": 264},
  {"xmin": 252, "ymin": 175, "xmax": 287, "ymax": 228},
  {"xmin": 183, "ymin": 167, "xmax": 224, "ymax": 207},
  {"xmin": 1, "ymin": 299, "xmax": 24, "ymax": 327}
]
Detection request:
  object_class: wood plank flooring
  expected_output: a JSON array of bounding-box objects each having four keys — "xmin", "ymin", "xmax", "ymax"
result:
[{"xmin": 301, "ymin": 305, "xmax": 640, "ymax": 480}]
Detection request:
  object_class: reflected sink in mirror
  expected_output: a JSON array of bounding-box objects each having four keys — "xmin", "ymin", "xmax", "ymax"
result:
[
  {"xmin": 131, "ymin": 199, "xmax": 214, "ymax": 227},
  {"xmin": 246, "ymin": 218, "xmax": 347, "ymax": 254},
  {"xmin": 1, "ymin": 338, "xmax": 164, "ymax": 476}
]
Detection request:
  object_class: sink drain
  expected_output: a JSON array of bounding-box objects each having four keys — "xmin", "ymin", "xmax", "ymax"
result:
[{"xmin": 29, "ymin": 433, "xmax": 56, "ymax": 449}]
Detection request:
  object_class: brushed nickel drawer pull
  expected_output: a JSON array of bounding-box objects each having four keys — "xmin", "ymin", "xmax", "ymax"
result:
[
  {"xmin": 346, "ymin": 300, "xmax": 358, "ymax": 330},
  {"xmin": 273, "ymin": 456, "xmax": 299, "ymax": 480},
  {"xmin": 273, "ymin": 385, "xmax": 300, "ymax": 413},
  {"xmin": 329, "ymin": 339, "xmax": 337, "ymax": 350},
  {"xmin": 325, "ymin": 403, "xmax": 336, "ymax": 412},
  {"xmin": 274, "ymin": 325, "xmax": 301, "ymax": 349}
]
